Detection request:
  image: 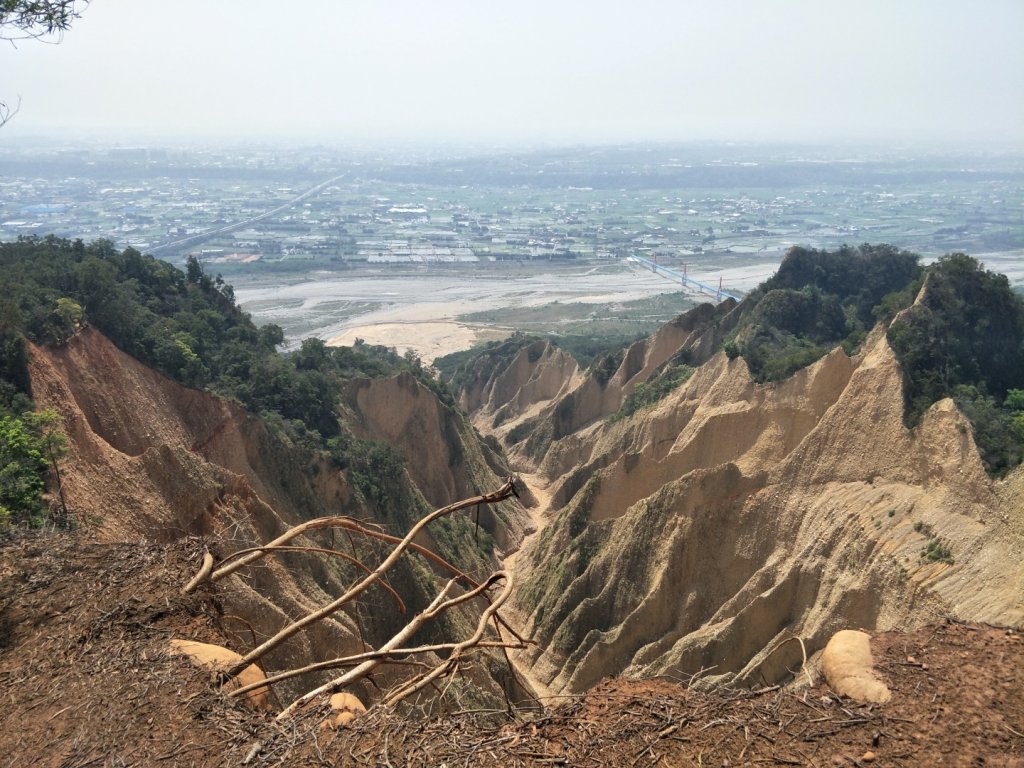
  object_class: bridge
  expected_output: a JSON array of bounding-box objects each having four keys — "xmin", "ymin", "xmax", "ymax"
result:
[{"xmin": 629, "ymin": 255, "xmax": 742, "ymax": 302}]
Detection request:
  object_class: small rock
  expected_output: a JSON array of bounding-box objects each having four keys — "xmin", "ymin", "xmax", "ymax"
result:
[
  {"xmin": 861, "ymin": 751, "xmax": 877, "ymax": 763},
  {"xmin": 830, "ymin": 755, "xmax": 848, "ymax": 766}
]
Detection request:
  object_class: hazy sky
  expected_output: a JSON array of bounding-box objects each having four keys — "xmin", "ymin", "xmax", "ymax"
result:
[{"xmin": 3, "ymin": 0, "xmax": 1022, "ymax": 146}]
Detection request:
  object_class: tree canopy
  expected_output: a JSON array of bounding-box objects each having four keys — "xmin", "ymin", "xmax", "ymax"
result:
[
  {"xmin": 729, "ymin": 244, "xmax": 923, "ymax": 383},
  {"xmin": 0, "ymin": 236, "xmax": 459, "ymax": 526},
  {"xmin": 887, "ymin": 253, "xmax": 1024, "ymax": 475},
  {"xmin": 723, "ymin": 243, "xmax": 1024, "ymax": 476},
  {"xmin": 0, "ymin": 0, "xmax": 86, "ymax": 39}
]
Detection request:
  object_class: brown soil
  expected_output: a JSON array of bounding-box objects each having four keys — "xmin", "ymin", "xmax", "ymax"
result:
[{"xmin": 2, "ymin": 533, "xmax": 1021, "ymax": 767}]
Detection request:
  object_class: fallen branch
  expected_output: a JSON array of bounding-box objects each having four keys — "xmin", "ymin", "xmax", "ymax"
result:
[
  {"xmin": 230, "ymin": 637, "xmax": 526, "ymax": 699},
  {"xmin": 184, "ymin": 489, "xmax": 527, "ymax": 643},
  {"xmin": 182, "ymin": 549, "xmax": 214, "ymax": 594},
  {"xmin": 753, "ymin": 635, "xmax": 812, "ymax": 689},
  {"xmin": 275, "ymin": 571, "xmax": 510, "ymax": 720},
  {"xmin": 223, "ymin": 477, "xmax": 518, "ymax": 680},
  {"xmin": 383, "ymin": 572, "xmax": 515, "ymax": 707},
  {"xmin": 212, "ymin": 544, "xmax": 405, "ymax": 613}
]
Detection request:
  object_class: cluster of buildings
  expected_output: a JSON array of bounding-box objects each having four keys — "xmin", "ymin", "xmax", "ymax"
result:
[{"xmin": 1, "ymin": 143, "xmax": 1020, "ymax": 272}]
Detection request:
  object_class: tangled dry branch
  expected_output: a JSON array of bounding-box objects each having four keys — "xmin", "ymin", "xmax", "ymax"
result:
[{"xmin": 183, "ymin": 476, "xmax": 526, "ymax": 720}]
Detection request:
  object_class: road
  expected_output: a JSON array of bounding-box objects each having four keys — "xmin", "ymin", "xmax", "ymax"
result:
[{"xmin": 148, "ymin": 173, "xmax": 349, "ymax": 256}]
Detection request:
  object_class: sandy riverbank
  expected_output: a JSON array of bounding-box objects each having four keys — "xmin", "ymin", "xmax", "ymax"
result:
[
  {"xmin": 327, "ymin": 321, "xmax": 510, "ymax": 363},
  {"xmin": 237, "ymin": 258, "xmax": 779, "ymax": 360}
]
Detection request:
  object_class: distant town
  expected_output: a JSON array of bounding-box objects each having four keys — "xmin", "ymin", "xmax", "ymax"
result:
[{"xmin": 2, "ymin": 142, "xmax": 1022, "ymax": 296}]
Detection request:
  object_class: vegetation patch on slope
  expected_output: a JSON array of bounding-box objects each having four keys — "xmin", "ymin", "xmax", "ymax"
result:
[
  {"xmin": 727, "ymin": 243, "xmax": 922, "ymax": 383},
  {"xmin": 457, "ymin": 291, "xmax": 695, "ymax": 367},
  {"xmin": 434, "ymin": 332, "xmax": 543, "ymax": 392},
  {"xmin": 0, "ymin": 237, "xmax": 453, "ymax": 439},
  {"xmin": 610, "ymin": 351, "xmax": 695, "ymax": 422},
  {"xmin": 725, "ymin": 244, "xmax": 1024, "ymax": 476},
  {"xmin": 0, "ymin": 237, "xmax": 478, "ymax": 525},
  {"xmin": 887, "ymin": 252, "xmax": 1024, "ymax": 476},
  {"xmin": 0, "ymin": 326, "xmax": 66, "ymax": 529}
]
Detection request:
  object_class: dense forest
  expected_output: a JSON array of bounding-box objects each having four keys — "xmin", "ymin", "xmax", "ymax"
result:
[
  {"xmin": 887, "ymin": 253, "xmax": 1024, "ymax": 475},
  {"xmin": 725, "ymin": 244, "xmax": 923, "ymax": 381},
  {"xmin": 0, "ymin": 235, "xmax": 452, "ymax": 527}
]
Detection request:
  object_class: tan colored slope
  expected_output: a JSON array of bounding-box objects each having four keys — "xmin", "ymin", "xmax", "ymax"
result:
[
  {"xmin": 459, "ymin": 340, "xmax": 582, "ymax": 438},
  {"xmin": 507, "ymin": 326, "xmax": 1024, "ymax": 694},
  {"xmin": 32, "ymin": 329, "xmax": 354, "ymax": 535},
  {"xmin": 27, "ymin": 330, "xmax": 373, "ymax": 701},
  {"xmin": 26, "ymin": 328, "xmax": 529, "ymax": 706},
  {"xmin": 481, "ymin": 301, "xmax": 742, "ymax": 475},
  {"xmin": 343, "ymin": 371, "xmax": 528, "ymax": 555}
]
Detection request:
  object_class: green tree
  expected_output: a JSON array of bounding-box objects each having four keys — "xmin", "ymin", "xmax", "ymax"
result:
[
  {"xmin": 258, "ymin": 323, "xmax": 285, "ymax": 350},
  {"xmin": 888, "ymin": 255, "xmax": 1024, "ymax": 475},
  {"xmin": 732, "ymin": 244, "xmax": 923, "ymax": 383},
  {"xmin": 52, "ymin": 297, "xmax": 83, "ymax": 344},
  {"xmin": 185, "ymin": 254, "xmax": 204, "ymax": 285},
  {"xmin": 1007, "ymin": 389, "xmax": 1024, "ymax": 443},
  {"xmin": 0, "ymin": 408, "xmax": 66, "ymax": 528}
]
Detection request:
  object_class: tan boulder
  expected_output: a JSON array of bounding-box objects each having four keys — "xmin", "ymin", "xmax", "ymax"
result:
[
  {"xmin": 820, "ymin": 630, "xmax": 891, "ymax": 704},
  {"xmin": 323, "ymin": 692, "xmax": 366, "ymax": 729},
  {"xmin": 168, "ymin": 639, "xmax": 271, "ymax": 711}
]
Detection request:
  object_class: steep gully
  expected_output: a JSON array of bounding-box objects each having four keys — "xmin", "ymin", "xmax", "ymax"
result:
[
  {"xmin": 464, "ymin": 297, "xmax": 1024, "ymax": 697},
  {"xmin": 25, "ymin": 297, "xmax": 1024, "ymax": 708},
  {"xmin": 26, "ymin": 327, "xmax": 531, "ymax": 708}
]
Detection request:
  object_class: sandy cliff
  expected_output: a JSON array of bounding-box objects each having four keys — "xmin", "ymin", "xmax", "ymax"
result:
[
  {"xmin": 26, "ymin": 328, "xmax": 529, "ymax": 704},
  {"xmin": 453, "ymin": 307, "xmax": 1024, "ymax": 695}
]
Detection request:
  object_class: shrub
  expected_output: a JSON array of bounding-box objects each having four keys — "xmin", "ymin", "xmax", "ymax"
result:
[
  {"xmin": 921, "ymin": 538, "xmax": 954, "ymax": 565},
  {"xmin": 610, "ymin": 363, "xmax": 695, "ymax": 422},
  {"xmin": 0, "ymin": 408, "xmax": 66, "ymax": 528}
]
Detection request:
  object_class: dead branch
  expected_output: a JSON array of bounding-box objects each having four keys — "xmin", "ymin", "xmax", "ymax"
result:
[
  {"xmin": 212, "ymin": 544, "xmax": 405, "ymax": 613},
  {"xmin": 184, "ymin": 491, "xmax": 527, "ymax": 642},
  {"xmin": 182, "ymin": 549, "xmax": 214, "ymax": 594},
  {"xmin": 276, "ymin": 571, "xmax": 509, "ymax": 720},
  {"xmin": 383, "ymin": 571, "xmax": 515, "ymax": 707},
  {"xmin": 222, "ymin": 477, "xmax": 518, "ymax": 680},
  {"xmin": 751, "ymin": 635, "xmax": 812, "ymax": 689},
  {"xmin": 231, "ymin": 572, "xmax": 516, "ymax": 702},
  {"xmin": 229, "ymin": 639, "xmax": 525, "ymax": 699}
]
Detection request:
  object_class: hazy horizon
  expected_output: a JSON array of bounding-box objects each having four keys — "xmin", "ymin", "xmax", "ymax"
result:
[{"xmin": 3, "ymin": 1, "xmax": 1022, "ymax": 148}]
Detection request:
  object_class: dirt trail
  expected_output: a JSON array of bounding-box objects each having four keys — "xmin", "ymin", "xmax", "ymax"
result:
[
  {"xmin": 504, "ymin": 472, "xmax": 552, "ymax": 573},
  {"xmin": 503, "ymin": 471, "xmax": 558, "ymax": 703}
]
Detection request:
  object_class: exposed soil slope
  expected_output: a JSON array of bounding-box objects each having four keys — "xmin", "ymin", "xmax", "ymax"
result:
[
  {"xmin": 461, "ymin": 301, "xmax": 741, "ymax": 474},
  {"xmin": 23, "ymin": 328, "xmax": 529, "ymax": 706},
  {"xmin": 343, "ymin": 371, "xmax": 527, "ymax": 552},
  {"xmin": 2, "ymin": 534, "xmax": 1021, "ymax": 767},
  {"xmin": 454, "ymin": 302, "xmax": 1024, "ymax": 696}
]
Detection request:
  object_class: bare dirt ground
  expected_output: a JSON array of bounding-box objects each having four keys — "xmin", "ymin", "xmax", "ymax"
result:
[
  {"xmin": 2, "ymin": 532, "xmax": 1022, "ymax": 767},
  {"xmin": 502, "ymin": 471, "xmax": 558, "ymax": 704},
  {"xmin": 327, "ymin": 320, "xmax": 510, "ymax": 363}
]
